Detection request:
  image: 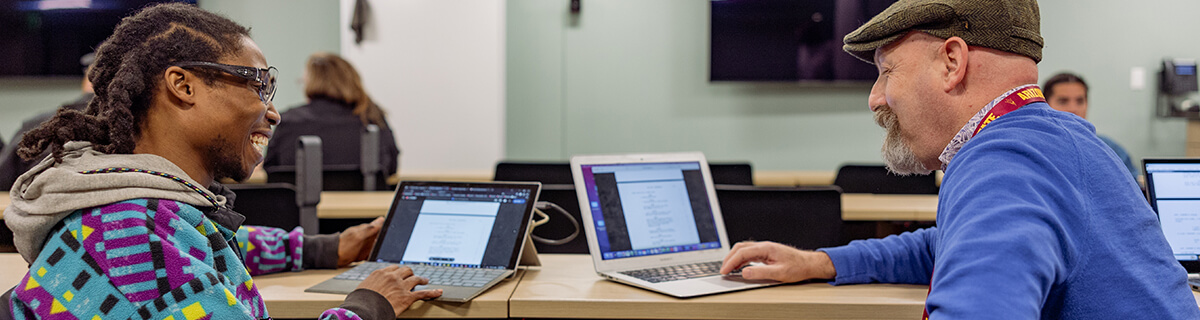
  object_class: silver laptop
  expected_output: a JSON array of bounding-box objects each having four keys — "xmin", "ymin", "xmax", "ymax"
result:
[
  {"xmin": 1144, "ymin": 158, "xmax": 1200, "ymax": 290},
  {"xmin": 306, "ymin": 181, "xmax": 541, "ymax": 302},
  {"xmin": 570, "ymin": 152, "xmax": 778, "ymax": 298}
]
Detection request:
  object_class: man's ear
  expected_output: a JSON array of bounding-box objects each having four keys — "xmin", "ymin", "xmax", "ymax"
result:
[
  {"xmin": 939, "ymin": 37, "xmax": 969, "ymax": 93},
  {"xmin": 163, "ymin": 66, "xmax": 199, "ymax": 106}
]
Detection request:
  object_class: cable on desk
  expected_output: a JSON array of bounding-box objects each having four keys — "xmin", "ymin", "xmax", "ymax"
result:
[{"xmin": 531, "ymin": 201, "xmax": 580, "ymax": 245}]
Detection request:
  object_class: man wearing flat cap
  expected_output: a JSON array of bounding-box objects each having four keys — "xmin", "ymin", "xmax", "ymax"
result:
[{"xmin": 721, "ymin": 0, "xmax": 1200, "ymax": 318}]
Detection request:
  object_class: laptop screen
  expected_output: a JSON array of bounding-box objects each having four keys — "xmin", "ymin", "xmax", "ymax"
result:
[
  {"xmin": 371, "ymin": 182, "xmax": 538, "ymax": 269},
  {"xmin": 579, "ymin": 161, "xmax": 722, "ymax": 260},
  {"xmin": 1144, "ymin": 160, "xmax": 1200, "ymax": 263}
]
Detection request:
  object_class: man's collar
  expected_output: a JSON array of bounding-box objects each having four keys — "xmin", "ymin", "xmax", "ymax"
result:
[{"xmin": 937, "ymin": 84, "xmax": 1040, "ymax": 171}]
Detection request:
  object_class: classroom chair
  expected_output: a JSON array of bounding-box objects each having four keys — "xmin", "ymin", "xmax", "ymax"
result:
[
  {"xmin": 716, "ymin": 185, "xmax": 845, "ymax": 250},
  {"xmin": 833, "ymin": 163, "xmax": 938, "ymax": 194},
  {"xmin": 494, "ymin": 161, "xmax": 755, "ymax": 185},
  {"xmin": 493, "ymin": 162, "xmax": 574, "ymax": 185},
  {"xmin": 231, "ymin": 136, "xmax": 322, "ymax": 234},
  {"xmin": 268, "ymin": 125, "xmax": 389, "ymax": 191},
  {"xmin": 709, "ymin": 162, "xmax": 754, "ymax": 185}
]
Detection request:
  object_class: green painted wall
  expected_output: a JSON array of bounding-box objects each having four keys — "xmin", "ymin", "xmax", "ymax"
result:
[
  {"xmin": 0, "ymin": 0, "xmax": 339, "ymax": 144},
  {"xmin": 506, "ymin": 0, "xmax": 1200, "ymax": 171}
]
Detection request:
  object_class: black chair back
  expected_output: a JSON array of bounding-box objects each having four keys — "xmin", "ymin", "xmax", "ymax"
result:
[
  {"xmin": 494, "ymin": 162, "xmax": 573, "ymax": 184},
  {"xmin": 226, "ymin": 183, "xmax": 303, "ymax": 230},
  {"xmin": 709, "ymin": 162, "xmax": 753, "ymax": 185},
  {"xmin": 494, "ymin": 161, "xmax": 754, "ymax": 186},
  {"xmin": 717, "ymin": 185, "xmax": 845, "ymax": 249},
  {"xmin": 833, "ymin": 164, "xmax": 938, "ymax": 194},
  {"xmin": 531, "ymin": 184, "xmax": 588, "ymax": 253}
]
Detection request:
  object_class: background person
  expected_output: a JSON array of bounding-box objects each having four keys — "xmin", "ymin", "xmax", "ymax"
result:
[
  {"xmin": 1042, "ymin": 72, "xmax": 1138, "ymax": 177},
  {"xmin": 0, "ymin": 54, "xmax": 96, "ymax": 191},
  {"xmin": 263, "ymin": 52, "xmax": 400, "ymax": 186}
]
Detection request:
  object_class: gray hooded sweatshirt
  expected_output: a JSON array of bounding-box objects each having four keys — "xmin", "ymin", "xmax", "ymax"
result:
[
  {"xmin": 3, "ymin": 141, "xmax": 385, "ymax": 318},
  {"xmin": 4, "ymin": 141, "xmax": 231, "ymax": 263}
]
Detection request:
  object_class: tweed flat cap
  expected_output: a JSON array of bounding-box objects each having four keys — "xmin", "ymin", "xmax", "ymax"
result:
[{"xmin": 843, "ymin": 0, "xmax": 1043, "ymax": 64}]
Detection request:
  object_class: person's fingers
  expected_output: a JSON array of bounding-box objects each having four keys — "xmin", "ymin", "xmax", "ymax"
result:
[
  {"xmin": 722, "ymin": 241, "xmax": 753, "ymax": 272},
  {"xmin": 400, "ymin": 275, "xmax": 430, "ymax": 290},
  {"xmin": 369, "ymin": 216, "xmax": 385, "ymax": 228},
  {"xmin": 721, "ymin": 242, "xmax": 770, "ymax": 274},
  {"xmin": 412, "ymin": 289, "xmax": 443, "ymax": 300},
  {"xmin": 394, "ymin": 266, "xmax": 415, "ymax": 279},
  {"xmin": 377, "ymin": 265, "xmax": 401, "ymax": 276},
  {"xmin": 739, "ymin": 263, "xmax": 788, "ymax": 281}
]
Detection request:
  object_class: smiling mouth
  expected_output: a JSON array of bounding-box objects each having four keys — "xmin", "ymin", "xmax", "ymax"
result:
[{"xmin": 251, "ymin": 133, "xmax": 269, "ymax": 154}]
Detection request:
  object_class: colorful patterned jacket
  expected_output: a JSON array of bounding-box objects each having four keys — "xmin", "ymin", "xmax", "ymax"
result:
[
  {"xmin": 4, "ymin": 142, "xmax": 391, "ymax": 319},
  {"xmin": 8, "ymin": 197, "xmax": 391, "ymax": 320}
]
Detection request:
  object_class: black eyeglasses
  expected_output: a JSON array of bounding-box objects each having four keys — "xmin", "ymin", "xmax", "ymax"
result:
[{"xmin": 173, "ymin": 61, "xmax": 277, "ymax": 104}]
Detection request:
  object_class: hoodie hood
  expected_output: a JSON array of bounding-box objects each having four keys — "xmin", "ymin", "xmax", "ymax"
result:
[{"xmin": 5, "ymin": 141, "xmax": 228, "ymax": 263}]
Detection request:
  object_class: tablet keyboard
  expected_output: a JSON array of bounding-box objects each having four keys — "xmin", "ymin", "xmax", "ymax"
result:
[{"xmin": 335, "ymin": 262, "xmax": 507, "ymax": 287}]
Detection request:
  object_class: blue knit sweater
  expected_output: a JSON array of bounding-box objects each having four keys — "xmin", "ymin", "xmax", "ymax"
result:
[{"xmin": 822, "ymin": 102, "xmax": 1200, "ymax": 319}]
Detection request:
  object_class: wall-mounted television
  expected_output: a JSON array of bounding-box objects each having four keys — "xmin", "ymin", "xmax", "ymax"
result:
[
  {"xmin": 0, "ymin": 0, "xmax": 196, "ymax": 77},
  {"xmin": 710, "ymin": 0, "xmax": 894, "ymax": 82}
]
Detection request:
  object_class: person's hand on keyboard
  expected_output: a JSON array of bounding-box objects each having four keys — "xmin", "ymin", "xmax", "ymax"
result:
[
  {"xmin": 719, "ymin": 241, "xmax": 836, "ymax": 283},
  {"xmin": 357, "ymin": 265, "xmax": 443, "ymax": 316}
]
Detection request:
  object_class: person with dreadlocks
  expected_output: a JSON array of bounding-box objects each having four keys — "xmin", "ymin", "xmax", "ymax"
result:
[{"xmin": 2, "ymin": 3, "xmax": 439, "ymax": 319}]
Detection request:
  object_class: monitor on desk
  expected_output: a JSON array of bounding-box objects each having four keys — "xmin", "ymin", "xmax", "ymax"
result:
[{"xmin": 1143, "ymin": 158, "xmax": 1200, "ymax": 273}]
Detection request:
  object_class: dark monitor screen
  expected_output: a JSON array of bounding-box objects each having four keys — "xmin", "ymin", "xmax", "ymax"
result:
[
  {"xmin": 709, "ymin": 0, "xmax": 894, "ymax": 82},
  {"xmin": 0, "ymin": 0, "xmax": 196, "ymax": 76}
]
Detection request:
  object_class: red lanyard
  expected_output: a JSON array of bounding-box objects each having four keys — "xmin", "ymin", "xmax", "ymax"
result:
[{"xmin": 971, "ymin": 86, "xmax": 1046, "ymax": 137}]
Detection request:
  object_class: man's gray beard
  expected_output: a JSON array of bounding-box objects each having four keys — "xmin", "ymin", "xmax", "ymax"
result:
[{"xmin": 874, "ymin": 106, "xmax": 932, "ymax": 176}]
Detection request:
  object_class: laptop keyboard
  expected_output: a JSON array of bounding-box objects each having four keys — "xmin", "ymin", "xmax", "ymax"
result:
[
  {"xmin": 619, "ymin": 261, "xmax": 723, "ymax": 283},
  {"xmin": 334, "ymin": 262, "xmax": 508, "ymax": 287}
]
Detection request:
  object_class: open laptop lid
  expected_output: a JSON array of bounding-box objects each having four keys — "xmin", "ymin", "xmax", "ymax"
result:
[
  {"xmin": 367, "ymin": 181, "xmax": 541, "ymax": 270},
  {"xmin": 571, "ymin": 152, "xmax": 731, "ymax": 272},
  {"xmin": 1144, "ymin": 158, "xmax": 1200, "ymax": 273}
]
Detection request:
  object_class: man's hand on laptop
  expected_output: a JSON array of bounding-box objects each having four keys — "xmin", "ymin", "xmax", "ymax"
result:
[
  {"xmin": 720, "ymin": 241, "xmax": 836, "ymax": 283},
  {"xmin": 358, "ymin": 265, "xmax": 443, "ymax": 316},
  {"xmin": 338, "ymin": 217, "xmax": 386, "ymax": 267}
]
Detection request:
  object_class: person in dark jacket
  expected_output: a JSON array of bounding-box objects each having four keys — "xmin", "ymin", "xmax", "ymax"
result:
[
  {"xmin": 263, "ymin": 52, "xmax": 400, "ymax": 185},
  {"xmin": 0, "ymin": 68, "xmax": 93, "ymax": 191}
]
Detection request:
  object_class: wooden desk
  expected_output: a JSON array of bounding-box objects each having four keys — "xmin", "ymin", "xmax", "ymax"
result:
[
  {"xmin": 510, "ymin": 254, "xmax": 928, "ymax": 319},
  {"xmin": 0, "ymin": 254, "xmax": 521, "ymax": 319},
  {"xmin": 312, "ymin": 192, "xmax": 941, "ymax": 222},
  {"xmin": 754, "ymin": 170, "xmax": 836, "ymax": 186},
  {"xmin": 254, "ymin": 267, "xmax": 523, "ymax": 319},
  {"xmin": 841, "ymin": 194, "xmax": 938, "ymax": 221},
  {"xmin": 4, "ymin": 253, "xmax": 1200, "ymax": 318},
  {"xmin": 316, "ymin": 191, "xmax": 395, "ymax": 219},
  {"xmin": 2, "ymin": 192, "xmax": 941, "ymax": 222}
]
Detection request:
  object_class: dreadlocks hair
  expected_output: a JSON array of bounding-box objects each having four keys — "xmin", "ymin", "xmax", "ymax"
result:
[{"xmin": 17, "ymin": 3, "xmax": 250, "ymax": 162}]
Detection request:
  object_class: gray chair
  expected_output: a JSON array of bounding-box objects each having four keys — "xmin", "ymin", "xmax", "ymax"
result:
[
  {"xmin": 229, "ymin": 136, "xmax": 321, "ymax": 234},
  {"xmin": 267, "ymin": 125, "xmax": 388, "ymax": 191}
]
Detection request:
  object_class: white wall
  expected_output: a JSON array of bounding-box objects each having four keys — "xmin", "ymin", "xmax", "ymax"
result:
[{"xmin": 339, "ymin": 0, "xmax": 506, "ymax": 171}]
